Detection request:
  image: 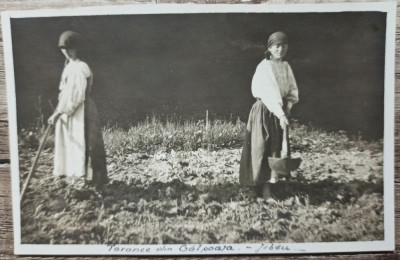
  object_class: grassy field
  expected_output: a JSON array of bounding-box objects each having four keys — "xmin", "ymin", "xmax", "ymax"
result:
[{"xmin": 18, "ymin": 117, "xmax": 384, "ymax": 244}]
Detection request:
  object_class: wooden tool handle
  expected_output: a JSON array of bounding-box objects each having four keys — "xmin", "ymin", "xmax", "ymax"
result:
[
  {"xmin": 281, "ymin": 124, "xmax": 290, "ymax": 158},
  {"xmin": 20, "ymin": 124, "xmax": 52, "ymax": 203}
]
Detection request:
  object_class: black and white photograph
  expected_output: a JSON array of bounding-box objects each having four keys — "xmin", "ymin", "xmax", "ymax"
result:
[{"xmin": 2, "ymin": 2, "xmax": 396, "ymax": 255}]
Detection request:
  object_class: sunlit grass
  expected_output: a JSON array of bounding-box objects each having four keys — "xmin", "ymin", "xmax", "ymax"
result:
[{"xmin": 103, "ymin": 115, "xmax": 246, "ymax": 155}]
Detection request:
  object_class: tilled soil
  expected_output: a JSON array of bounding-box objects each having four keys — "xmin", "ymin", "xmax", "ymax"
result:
[{"xmin": 19, "ymin": 134, "xmax": 384, "ymax": 244}]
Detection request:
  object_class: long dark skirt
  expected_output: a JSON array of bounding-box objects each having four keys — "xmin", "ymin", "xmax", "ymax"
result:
[
  {"xmin": 85, "ymin": 96, "xmax": 108, "ymax": 186},
  {"xmin": 239, "ymin": 100, "xmax": 283, "ymax": 186}
]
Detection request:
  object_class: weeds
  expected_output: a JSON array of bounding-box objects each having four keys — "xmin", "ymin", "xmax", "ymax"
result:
[{"xmin": 103, "ymin": 115, "xmax": 246, "ymax": 155}]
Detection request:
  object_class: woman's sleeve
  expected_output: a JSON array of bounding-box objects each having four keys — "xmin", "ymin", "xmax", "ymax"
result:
[
  {"xmin": 251, "ymin": 63, "xmax": 285, "ymax": 118},
  {"xmin": 286, "ymin": 63, "xmax": 299, "ymax": 105},
  {"xmin": 56, "ymin": 63, "xmax": 90, "ymax": 116}
]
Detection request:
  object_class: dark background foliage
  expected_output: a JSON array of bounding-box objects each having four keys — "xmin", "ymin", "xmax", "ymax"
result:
[{"xmin": 11, "ymin": 11, "xmax": 386, "ymax": 138}]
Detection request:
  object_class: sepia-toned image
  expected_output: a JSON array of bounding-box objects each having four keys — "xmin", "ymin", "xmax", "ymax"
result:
[{"xmin": 2, "ymin": 3, "xmax": 395, "ymax": 255}]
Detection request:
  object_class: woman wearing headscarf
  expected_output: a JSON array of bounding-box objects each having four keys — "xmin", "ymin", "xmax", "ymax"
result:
[
  {"xmin": 239, "ymin": 31, "xmax": 299, "ymax": 199},
  {"xmin": 48, "ymin": 31, "xmax": 108, "ymax": 187}
]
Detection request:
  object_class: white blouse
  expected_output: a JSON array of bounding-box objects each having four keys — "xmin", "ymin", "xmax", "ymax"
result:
[
  {"xmin": 56, "ymin": 59, "xmax": 91, "ymax": 116},
  {"xmin": 251, "ymin": 59, "xmax": 299, "ymax": 118}
]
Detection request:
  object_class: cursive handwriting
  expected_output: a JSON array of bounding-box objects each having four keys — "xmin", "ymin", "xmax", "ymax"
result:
[
  {"xmin": 179, "ymin": 244, "xmax": 234, "ymax": 253},
  {"xmin": 107, "ymin": 244, "xmax": 151, "ymax": 253},
  {"xmin": 105, "ymin": 243, "xmax": 295, "ymax": 255},
  {"xmin": 254, "ymin": 243, "xmax": 291, "ymax": 253}
]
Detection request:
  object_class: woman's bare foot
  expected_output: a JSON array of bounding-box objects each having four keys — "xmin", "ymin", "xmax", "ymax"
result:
[{"xmin": 269, "ymin": 170, "xmax": 279, "ymax": 183}]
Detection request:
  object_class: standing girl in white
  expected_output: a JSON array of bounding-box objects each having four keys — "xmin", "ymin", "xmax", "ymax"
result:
[
  {"xmin": 48, "ymin": 31, "xmax": 108, "ymax": 187},
  {"xmin": 239, "ymin": 32, "xmax": 299, "ymax": 199}
]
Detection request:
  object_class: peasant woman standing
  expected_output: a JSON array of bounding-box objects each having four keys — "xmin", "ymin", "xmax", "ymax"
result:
[
  {"xmin": 239, "ymin": 32, "xmax": 299, "ymax": 199},
  {"xmin": 48, "ymin": 31, "xmax": 108, "ymax": 187}
]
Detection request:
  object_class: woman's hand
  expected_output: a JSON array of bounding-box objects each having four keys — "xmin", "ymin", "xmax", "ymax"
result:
[
  {"xmin": 279, "ymin": 115, "xmax": 289, "ymax": 129},
  {"xmin": 284, "ymin": 101, "xmax": 293, "ymax": 117},
  {"xmin": 48, "ymin": 112, "xmax": 61, "ymax": 125}
]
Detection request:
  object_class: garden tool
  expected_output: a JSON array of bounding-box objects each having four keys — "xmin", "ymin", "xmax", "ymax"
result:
[
  {"xmin": 20, "ymin": 124, "xmax": 53, "ymax": 203},
  {"xmin": 268, "ymin": 124, "xmax": 301, "ymax": 183}
]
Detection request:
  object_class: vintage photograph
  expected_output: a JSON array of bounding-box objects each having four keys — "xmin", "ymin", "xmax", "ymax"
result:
[{"xmin": 3, "ymin": 3, "xmax": 395, "ymax": 255}]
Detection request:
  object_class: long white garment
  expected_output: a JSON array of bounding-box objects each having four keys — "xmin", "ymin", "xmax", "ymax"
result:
[
  {"xmin": 251, "ymin": 59, "xmax": 299, "ymax": 118},
  {"xmin": 53, "ymin": 59, "xmax": 92, "ymax": 179}
]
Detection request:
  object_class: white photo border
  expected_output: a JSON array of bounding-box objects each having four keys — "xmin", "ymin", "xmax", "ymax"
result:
[{"xmin": 2, "ymin": 2, "xmax": 396, "ymax": 255}]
